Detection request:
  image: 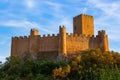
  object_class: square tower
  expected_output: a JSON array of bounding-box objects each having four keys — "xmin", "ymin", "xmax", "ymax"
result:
[{"xmin": 73, "ymin": 14, "xmax": 94, "ymax": 36}]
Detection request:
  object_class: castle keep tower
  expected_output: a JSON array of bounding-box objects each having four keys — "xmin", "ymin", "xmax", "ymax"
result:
[{"xmin": 73, "ymin": 14, "xmax": 94, "ymax": 36}]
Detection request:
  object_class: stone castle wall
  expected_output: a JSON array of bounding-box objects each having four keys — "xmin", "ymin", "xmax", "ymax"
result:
[
  {"xmin": 66, "ymin": 33, "xmax": 89, "ymax": 54},
  {"xmin": 11, "ymin": 14, "xmax": 109, "ymax": 61},
  {"xmin": 11, "ymin": 34, "xmax": 60, "ymax": 56},
  {"xmin": 38, "ymin": 34, "xmax": 59, "ymax": 52},
  {"xmin": 11, "ymin": 29, "xmax": 109, "ymax": 57},
  {"xmin": 11, "ymin": 36, "xmax": 29, "ymax": 56}
]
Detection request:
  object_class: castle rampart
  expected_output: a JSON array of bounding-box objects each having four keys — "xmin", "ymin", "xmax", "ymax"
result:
[{"xmin": 11, "ymin": 14, "xmax": 109, "ymax": 61}]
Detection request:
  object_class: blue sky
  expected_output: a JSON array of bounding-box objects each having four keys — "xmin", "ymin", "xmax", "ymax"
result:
[{"xmin": 0, "ymin": 0, "xmax": 120, "ymax": 62}]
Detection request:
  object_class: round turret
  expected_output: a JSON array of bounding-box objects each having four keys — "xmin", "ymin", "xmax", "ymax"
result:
[{"xmin": 30, "ymin": 28, "xmax": 39, "ymax": 36}]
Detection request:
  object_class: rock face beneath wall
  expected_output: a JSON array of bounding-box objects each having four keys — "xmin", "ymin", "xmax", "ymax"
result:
[{"xmin": 11, "ymin": 14, "xmax": 109, "ymax": 61}]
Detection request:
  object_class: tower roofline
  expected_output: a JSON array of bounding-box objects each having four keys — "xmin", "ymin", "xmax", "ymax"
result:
[{"xmin": 73, "ymin": 14, "xmax": 93, "ymax": 19}]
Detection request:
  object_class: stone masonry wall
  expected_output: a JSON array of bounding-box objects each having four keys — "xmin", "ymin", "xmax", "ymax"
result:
[
  {"xmin": 66, "ymin": 33, "xmax": 89, "ymax": 54},
  {"xmin": 11, "ymin": 36, "xmax": 29, "ymax": 56},
  {"xmin": 38, "ymin": 35, "xmax": 59, "ymax": 52}
]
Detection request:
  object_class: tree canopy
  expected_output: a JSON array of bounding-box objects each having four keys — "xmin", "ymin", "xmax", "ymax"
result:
[{"xmin": 0, "ymin": 49, "xmax": 120, "ymax": 80}]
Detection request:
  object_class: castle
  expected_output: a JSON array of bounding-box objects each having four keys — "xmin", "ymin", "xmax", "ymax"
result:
[{"xmin": 11, "ymin": 14, "xmax": 109, "ymax": 61}]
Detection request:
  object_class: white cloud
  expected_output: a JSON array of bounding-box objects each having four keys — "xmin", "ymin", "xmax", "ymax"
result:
[
  {"xmin": 0, "ymin": 20, "xmax": 27, "ymax": 28},
  {"xmin": 87, "ymin": 0, "xmax": 120, "ymax": 17},
  {"xmin": 44, "ymin": 1, "xmax": 64, "ymax": 11},
  {"xmin": 24, "ymin": 0, "xmax": 36, "ymax": 9},
  {"xmin": 0, "ymin": 20, "xmax": 53, "ymax": 33},
  {"xmin": 43, "ymin": 1, "xmax": 67, "ymax": 18}
]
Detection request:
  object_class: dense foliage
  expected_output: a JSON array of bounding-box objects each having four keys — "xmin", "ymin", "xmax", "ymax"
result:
[{"xmin": 0, "ymin": 49, "xmax": 120, "ymax": 80}]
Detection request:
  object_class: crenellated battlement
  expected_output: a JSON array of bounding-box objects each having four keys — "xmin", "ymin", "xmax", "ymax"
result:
[
  {"xmin": 11, "ymin": 29, "xmax": 106, "ymax": 43},
  {"xmin": 12, "ymin": 36, "xmax": 29, "ymax": 40},
  {"xmin": 81, "ymin": 14, "xmax": 93, "ymax": 17},
  {"xmin": 66, "ymin": 33, "xmax": 91, "ymax": 38},
  {"xmin": 59, "ymin": 25, "xmax": 66, "ymax": 29},
  {"xmin": 74, "ymin": 14, "xmax": 93, "ymax": 19},
  {"xmin": 12, "ymin": 33, "xmax": 60, "ymax": 39},
  {"xmin": 40, "ymin": 34, "xmax": 59, "ymax": 38},
  {"xmin": 90, "ymin": 35, "xmax": 97, "ymax": 40},
  {"xmin": 98, "ymin": 30, "xmax": 106, "ymax": 35}
]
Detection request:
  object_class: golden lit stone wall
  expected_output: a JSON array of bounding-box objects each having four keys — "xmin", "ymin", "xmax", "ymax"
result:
[
  {"xmin": 38, "ymin": 35, "xmax": 59, "ymax": 52},
  {"xmin": 66, "ymin": 34, "xmax": 89, "ymax": 54}
]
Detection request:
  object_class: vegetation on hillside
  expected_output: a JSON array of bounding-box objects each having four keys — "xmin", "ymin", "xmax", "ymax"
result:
[{"xmin": 0, "ymin": 49, "xmax": 120, "ymax": 80}]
